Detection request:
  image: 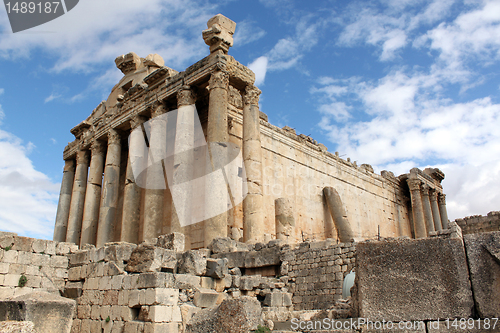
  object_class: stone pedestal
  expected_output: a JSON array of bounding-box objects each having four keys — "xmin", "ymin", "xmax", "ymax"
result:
[
  {"xmin": 121, "ymin": 115, "xmax": 147, "ymax": 244},
  {"xmin": 242, "ymin": 85, "xmax": 264, "ymax": 244},
  {"xmin": 204, "ymin": 70, "xmax": 229, "ymax": 247},
  {"xmin": 66, "ymin": 150, "xmax": 89, "ymax": 244},
  {"xmin": 323, "ymin": 187, "xmax": 354, "ymax": 242},
  {"xmin": 143, "ymin": 104, "xmax": 167, "ymax": 241},
  {"xmin": 438, "ymin": 194, "xmax": 449, "ymax": 229},
  {"xmin": 430, "ymin": 189, "xmax": 442, "ymax": 231},
  {"xmin": 275, "ymin": 198, "xmax": 294, "ymax": 243},
  {"xmin": 80, "ymin": 139, "xmax": 105, "ymax": 246},
  {"xmin": 53, "ymin": 159, "xmax": 75, "ymax": 242},
  {"xmin": 407, "ymin": 179, "xmax": 426, "ymax": 239},
  {"xmin": 96, "ymin": 129, "xmax": 122, "ymax": 247},
  {"xmin": 421, "ymin": 185, "xmax": 435, "ymax": 235}
]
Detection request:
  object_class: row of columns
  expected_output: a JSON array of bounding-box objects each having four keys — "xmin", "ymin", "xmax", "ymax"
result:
[
  {"xmin": 54, "ymin": 70, "xmax": 265, "ymax": 248},
  {"xmin": 407, "ymin": 178, "xmax": 449, "ymax": 238}
]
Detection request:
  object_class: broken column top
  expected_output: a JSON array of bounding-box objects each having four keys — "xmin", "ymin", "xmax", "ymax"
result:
[{"xmin": 202, "ymin": 14, "xmax": 236, "ymax": 54}]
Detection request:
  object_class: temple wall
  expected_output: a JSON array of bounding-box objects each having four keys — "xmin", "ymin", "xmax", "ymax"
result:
[
  {"xmin": 227, "ymin": 105, "xmax": 411, "ymax": 243},
  {"xmin": 455, "ymin": 211, "xmax": 500, "ymax": 235}
]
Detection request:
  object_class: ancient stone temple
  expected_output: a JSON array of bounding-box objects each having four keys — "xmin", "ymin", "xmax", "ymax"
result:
[{"xmin": 52, "ymin": 14, "xmax": 449, "ymax": 250}]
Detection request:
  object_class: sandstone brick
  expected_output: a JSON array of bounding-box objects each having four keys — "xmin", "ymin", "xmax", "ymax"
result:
[
  {"xmin": 193, "ymin": 288, "xmax": 219, "ymax": 308},
  {"xmin": 140, "ymin": 305, "xmax": 172, "ymax": 323},
  {"xmin": 173, "ymin": 274, "xmax": 201, "ymax": 290},
  {"xmin": 136, "ymin": 272, "xmax": 174, "ymax": 289},
  {"xmin": 3, "ymin": 250, "xmax": 18, "ymax": 263}
]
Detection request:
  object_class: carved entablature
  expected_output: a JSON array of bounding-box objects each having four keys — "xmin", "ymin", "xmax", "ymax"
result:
[
  {"xmin": 70, "ymin": 121, "xmax": 91, "ymax": 139},
  {"xmin": 130, "ymin": 115, "xmax": 147, "ymax": 130},
  {"xmin": 144, "ymin": 67, "xmax": 179, "ymax": 86},
  {"xmin": 151, "ymin": 101, "xmax": 167, "ymax": 118}
]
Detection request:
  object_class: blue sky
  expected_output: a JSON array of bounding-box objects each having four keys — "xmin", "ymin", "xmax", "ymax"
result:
[{"xmin": 0, "ymin": 0, "xmax": 499, "ymax": 239}]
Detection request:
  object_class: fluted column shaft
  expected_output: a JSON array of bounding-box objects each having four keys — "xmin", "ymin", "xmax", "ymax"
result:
[
  {"xmin": 204, "ymin": 70, "xmax": 229, "ymax": 247},
  {"xmin": 170, "ymin": 87, "xmax": 196, "ymax": 246},
  {"xmin": 66, "ymin": 150, "xmax": 90, "ymax": 244},
  {"xmin": 53, "ymin": 159, "xmax": 75, "ymax": 242},
  {"xmin": 80, "ymin": 140, "xmax": 106, "ymax": 246},
  {"xmin": 143, "ymin": 104, "xmax": 167, "ymax": 241},
  {"xmin": 407, "ymin": 179, "xmax": 427, "ymax": 238},
  {"xmin": 438, "ymin": 193, "xmax": 449, "ymax": 229},
  {"xmin": 430, "ymin": 189, "xmax": 443, "ymax": 231},
  {"xmin": 242, "ymin": 85, "xmax": 264, "ymax": 243},
  {"xmin": 121, "ymin": 116, "xmax": 147, "ymax": 244},
  {"xmin": 421, "ymin": 185, "xmax": 435, "ymax": 235},
  {"xmin": 96, "ymin": 129, "xmax": 122, "ymax": 248}
]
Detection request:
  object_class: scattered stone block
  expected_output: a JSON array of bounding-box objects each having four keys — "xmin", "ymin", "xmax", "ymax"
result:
[
  {"xmin": 263, "ymin": 292, "xmax": 283, "ymax": 307},
  {"xmin": 355, "ymin": 237, "xmax": 474, "ymax": 321},
  {"xmin": 139, "ymin": 305, "xmax": 172, "ymax": 323},
  {"xmin": 144, "ymin": 288, "xmax": 179, "ymax": 306},
  {"xmin": 463, "ymin": 231, "xmax": 500, "ymax": 317},
  {"xmin": 244, "ymin": 247, "xmax": 281, "ymax": 268},
  {"xmin": 63, "ymin": 281, "xmax": 83, "ymax": 299},
  {"xmin": 136, "ymin": 272, "xmax": 174, "ymax": 289},
  {"xmin": 206, "ymin": 258, "xmax": 228, "ymax": 279},
  {"xmin": 104, "ymin": 242, "xmax": 137, "ymax": 269},
  {"xmin": 193, "ymin": 288, "xmax": 219, "ymax": 308},
  {"xmin": 125, "ymin": 245, "xmax": 177, "ymax": 273},
  {"xmin": 212, "ymin": 251, "xmax": 246, "ymax": 268},
  {"xmin": 0, "ymin": 321, "xmax": 37, "ymax": 333},
  {"xmin": 0, "ymin": 291, "xmax": 76, "ymax": 333},
  {"xmin": 156, "ymin": 233, "xmax": 185, "ymax": 252},
  {"xmin": 174, "ymin": 274, "xmax": 201, "ymax": 290},
  {"xmin": 177, "ymin": 250, "xmax": 207, "ymax": 276}
]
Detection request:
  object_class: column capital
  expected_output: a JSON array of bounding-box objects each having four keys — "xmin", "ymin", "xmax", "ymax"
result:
[
  {"xmin": 90, "ymin": 139, "xmax": 106, "ymax": 156},
  {"xmin": 63, "ymin": 159, "xmax": 75, "ymax": 172},
  {"xmin": 429, "ymin": 189, "xmax": 439, "ymax": 202},
  {"xmin": 177, "ymin": 85, "xmax": 196, "ymax": 107},
  {"xmin": 438, "ymin": 193, "xmax": 446, "ymax": 205},
  {"xmin": 76, "ymin": 149, "xmax": 90, "ymax": 165},
  {"xmin": 130, "ymin": 115, "xmax": 147, "ymax": 130},
  {"xmin": 107, "ymin": 129, "xmax": 121, "ymax": 145},
  {"xmin": 420, "ymin": 184, "xmax": 430, "ymax": 196},
  {"xmin": 407, "ymin": 178, "xmax": 422, "ymax": 192},
  {"xmin": 209, "ymin": 70, "xmax": 229, "ymax": 90},
  {"xmin": 243, "ymin": 85, "xmax": 261, "ymax": 106},
  {"xmin": 151, "ymin": 101, "xmax": 167, "ymax": 118}
]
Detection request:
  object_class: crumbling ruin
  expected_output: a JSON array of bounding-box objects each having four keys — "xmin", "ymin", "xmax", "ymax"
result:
[{"xmin": 0, "ymin": 13, "xmax": 497, "ymax": 333}]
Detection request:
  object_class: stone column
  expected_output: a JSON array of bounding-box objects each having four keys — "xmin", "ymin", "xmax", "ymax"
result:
[
  {"xmin": 171, "ymin": 86, "xmax": 196, "ymax": 238},
  {"xmin": 65, "ymin": 149, "xmax": 90, "ymax": 244},
  {"xmin": 143, "ymin": 104, "xmax": 167, "ymax": 241},
  {"xmin": 323, "ymin": 187, "xmax": 354, "ymax": 242},
  {"xmin": 80, "ymin": 139, "xmax": 106, "ymax": 246},
  {"xmin": 204, "ymin": 70, "xmax": 229, "ymax": 247},
  {"xmin": 96, "ymin": 129, "xmax": 122, "ymax": 248},
  {"xmin": 407, "ymin": 179, "xmax": 427, "ymax": 238},
  {"xmin": 438, "ymin": 193, "xmax": 449, "ymax": 229},
  {"xmin": 242, "ymin": 85, "xmax": 265, "ymax": 244},
  {"xmin": 421, "ymin": 185, "xmax": 435, "ymax": 235},
  {"xmin": 275, "ymin": 198, "xmax": 294, "ymax": 243},
  {"xmin": 121, "ymin": 115, "xmax": 147, "ymax": 244},
  {"xmin": 53, "ymin": 159, "xmax": 75, "ymax": 242},
  {"xmin": 429, "ymin": 189, "xmax": 443, "ymax": 231}
]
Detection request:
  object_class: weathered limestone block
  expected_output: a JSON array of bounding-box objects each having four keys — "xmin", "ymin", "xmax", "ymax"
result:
[
  {"xmin": 115, "ymin": 52, "xmax": 141, "ymax": 75},
  {"xmin": 104, "ymin": 242, "xmax": 137, "ymax": 269},
  {"xmin": 174, "ymin": 274, "xmax": 201, "ymax": 290},
  {"xmin": 208, "ymin": 237, "xmax": 248, "ymax": 254},
  {"xmin": 125, "ymin": 244, "xmax": 177, "ymax": 273},
  {"xmin": 186, "ymin": 297, "xmax": 261, "ymax": 333},
  {"xmin": 212, "ymin": 251, "xmax": 246, "ymax": 268},
  {"xmin": 136, "ymin": 272, "xmax": 175, "ymax": 289},
  {"xmin": 206, "ymin": 258, "xmax": 228, "ymax": 279},
  {"xmin": 0, "ymin": 291, "xmax": 76, "ymax": 333},
  {"xmin": 63, "ymin": 281, "xmax": 83, "ymax": 299},
  {"xmin": 177, "ymin": 250, "xmax": 207, "ymax": 276},
  {"xmin": 263, "ymin": 292, "xmax": 283, "ymax": 307},
  {"xmin": 202, "ymin": 14, "xmax": 236, "ymax": 54},
  {"xmin": 193, "ymin": 288, "xmax": 220, "ymax": 308},
  {"xmin": 463, "ymin": 231, "xmax": 500, "ymax": 318},
  {"xmin": 156, "ymin": 233, "xmax": 185, "ymax": 253},
  {"xmin": 356, "ymin": 237, "xmax": 474, "ymax": 321},
  {"xmin": 0, "ymin": 321, "xmax": 37, "ymax": 333},
  {"xmin": 144, "ymin": 288, "xmax": 179, "ymax": 306},
  {"xmin": 143, "ymin": 54, "xmax": 165, "ymax": 68},
  {"xmin": 244, "ymin": 247, "xmax": 280, "ymax": 268}
]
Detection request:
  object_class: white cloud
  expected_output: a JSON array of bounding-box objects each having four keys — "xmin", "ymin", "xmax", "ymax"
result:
[
  {"xmin": 0, "ymin": 129, "xmax": 60, "ymax": 239},
  {"xmin": 0, "ymin": 0, "xmax": 216, "ymax": 73},
  {"xmin": 248, "ymin": 56, "xmax": 268, "ymax": 86},
  {"xmin": 0, "ymin": 88, "xmax": 4, "ymax": 95},
  {"xmin": 44, "ymin": 93, "xmax": 62, "ymax": 103},
  {"xmin": 233, "ymin": 20, "xmax": 266, "ymax": 47}
]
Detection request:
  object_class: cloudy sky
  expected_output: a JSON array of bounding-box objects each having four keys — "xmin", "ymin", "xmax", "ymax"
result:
[{"xmin": 0, "ymin": 0, "xmax": 499, "ymax": 239}]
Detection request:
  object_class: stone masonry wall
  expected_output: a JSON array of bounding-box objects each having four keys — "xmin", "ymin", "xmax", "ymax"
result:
[
  {"xmin": 282, "ymin": 240, "xmax": 356, "ymax": 311},
  {"xmin": 0, "ymin": 232, "xmax": 76, "ymax": 299},
  {"xmin": 455, "ymin": 211, "xmax": 500, "ymax": 235}
]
